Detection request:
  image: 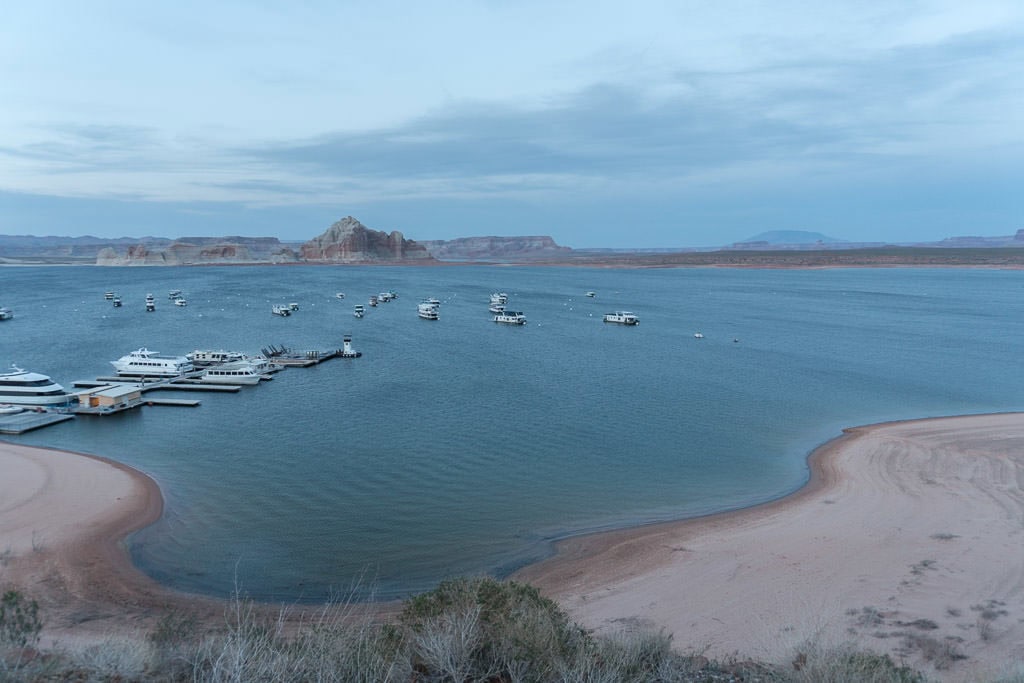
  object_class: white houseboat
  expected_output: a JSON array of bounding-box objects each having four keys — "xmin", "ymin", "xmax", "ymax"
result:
[
  {"xmin": 603, "ymin": 311, "xmax": 639, "ymax": 325},
  {"xmin": 145, "ymin": 294, "xmax": 156, "ymax": 312},
  {"xmin": 418, "ymin": 302, "xmax": 439, "ymax": 320},
  {"xmin": 272, "ymin": 305, "xmax": 291, "ymax": 316},
  {"xmin": 493, "ymin": 311, "xmax": 527, "ymax": 325},
  {"xmin": 200, "ymin": 362, "xmax": 263, "ymax": 385},
  {"xmin": 111, "ymin": 348, "xmax": 194, "ymax": 377},
  {"xmin": 0, "ymin": 366, "xmax": 74, "ymax": 406},
  {"xmin": 188, "ymin": 350, "xmax": 245, "ymax": 365},
  {"xmin": 353, "ymin": 305, "xmax": 365, "ymax": 318},
  {"xmin": 174, "ymin": 297, "xmax": 188, "ymax": 307}
]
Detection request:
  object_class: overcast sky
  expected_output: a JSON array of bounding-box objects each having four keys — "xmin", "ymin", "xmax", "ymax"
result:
[{"xmin": 1, "ymin": 1, "xmax": 1021, "ymax": 247}]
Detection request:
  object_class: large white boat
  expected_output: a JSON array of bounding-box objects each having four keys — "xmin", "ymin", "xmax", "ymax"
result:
[
  {"xmin": 418, "ymin": 302, "xmax": 439, "ymax": 320},
  {"xmin": 199, "ymin": 362, "xmax": 262, "ymax": 385},
  {"xmin": 145, "ymin": 294, "xmax": 156, "ymax": 312},
  {"xmin": 111, "ymin": 348, "xmax": 194, "ymax": 376},
  {"xmin": 603, "ymin": 311, "xmax": 639, "ymax": 325},
  {"xmin": 0, "ymin": 307, "xmax": 13, "ymax": 320},
  {"xmin": 272, "ymin": 305, "xmax": 291, "ymax": 316},
  {"xmin": 489, "ymin": 292, "xmax": 508, "ymax": 305},
  {"xmin": 0, "ymin": 365, "xmax": 74, "ymax": 406},
  {"xmin": 493, "ymin": 311, "xmax": 526, "ymax": 325},
  {"xmin": 188, "ymin": 349, "xmax": 245, "ymax": 366},
  {"xmin": 174, "ymin": 297, "xmax": 188, "ymax": 307}
]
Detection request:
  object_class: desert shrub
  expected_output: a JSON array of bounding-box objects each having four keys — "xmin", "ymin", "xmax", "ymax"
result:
[
  {"xmin": 401, "ymin": 576, "xmax": 593, "ymax": 681},
  {"xmin": 789, "ymin": 644, "xmax": 925, "ymax": 683}
]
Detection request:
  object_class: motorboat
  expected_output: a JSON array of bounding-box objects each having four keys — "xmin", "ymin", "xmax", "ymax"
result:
[
  {"xmin": 694, "ymin": 332, "xmax": 704, "ymax": 339},
  {"xmin": 289, "ymin": 302, "xmax": 299, "ymax": 311},
  {"xmin": 0, "ymin": 404, "xmax": 24, "ymax": 415},
  {"xmin": 488, "ymin": 303, "xmax": 505, "ymax": 314},
  {"xmin": 424, "ymin": 298, "xmax": 441, "ymax": 306},
  {"xmin": 339, "ymin": 335, "xmax": 361, "ymax": 358},
  {"xmin": 104, "ymin": 291, "xmax": 115, "ymax": 300},
  {"xmin": 145, "ymin": 294, "xmax": 156, "ymax": 312},
  {"xmin": 112, "ymin": 297, "xmax": 122, "ymax": 307},
  {"xmin": 489, "ymin": 292, "xmax": 508, "ymax": 305},
  {"xmin": 199, "ymin": 362, "xmax": 262, "ymax": 386},
  {"xmin": 168, "ymin": 289, "xmax": 182, "ymax": 299},
  {"xmin": 379, "ymin": 291, "xmax": 396, "ymax": 303},
  {"xmin": 188, "ymin": 349, "xmax": 245, "ymax": 366},
  {"xmin": 586, "ymin": 291, "xmax": 596, "ymax": 297},
  {"xmin": 418, "ymin": 302, "xmax": 439, "ymax": 320},
  {"xmin": 335, "ymin": 292, "xmax": 346, "ymax": 299},
  {"xmin": 353, "ymin": 305, "xmax": 365, "ymax": 318},
  {"xmin": 174, "ymin": 297, "xmax": 188, "ymax": 307},
  {"xmin": 0, "ymin": 307, "xmax": 13, "ymax": 320},
  {"xmin": 111, "ymin": 348, "xmax": 194, "ymax": 377},
  {"xmin": 0, "ymin": 365, "xmax": 74, "ymax": 406},
  {"xmin": 369, "ymin": 296, "xmax": 378, "ymax": 307},
  {"xmin": 603, "ymin": 311, "xmax": 639, "ymax": 325},
  {"xmin": 272, "ymin": 305, "xmax": 291, "ymax": 316},
  {"xmin": 493, "ymin": 311, "xmax": 527, "ymax": 325}
]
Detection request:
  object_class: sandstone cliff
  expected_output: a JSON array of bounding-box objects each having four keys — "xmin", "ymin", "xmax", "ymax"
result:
[
  {"xmin": 95, "ymin": 238, "xmax": 300, "ymax": 265},
  {"xmin": 300, "ymin": 216, "xmax": 433, "ymax": 262},
  {"xmin": 419, "ymin": 235, "xmax": 571, "ymax": 261}
]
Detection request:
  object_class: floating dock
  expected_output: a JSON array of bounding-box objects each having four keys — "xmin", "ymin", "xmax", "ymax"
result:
[{"xmin": 0, "ymin": 410, "xmax": 75, "ymax": 434}]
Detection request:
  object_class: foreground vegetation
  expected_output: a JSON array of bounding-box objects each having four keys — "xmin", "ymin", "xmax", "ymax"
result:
[{"xmin": 0, "ymin": 578, "xmax": 1015, "ymax": 682}]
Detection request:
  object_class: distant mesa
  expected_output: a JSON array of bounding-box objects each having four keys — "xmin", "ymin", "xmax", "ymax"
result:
[
  {"xmin": 95, "ymin": 237, "xmax": 300, "ymax": 265},
  {"xmin": 740, "ymin": 230, "xmax": 844, "ymax": 244},
  {"xmin": 300, "ymin": 216, "xmax": 433, "ymax": 262}
]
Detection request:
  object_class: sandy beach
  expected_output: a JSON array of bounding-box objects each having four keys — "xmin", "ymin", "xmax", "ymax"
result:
[
  {"xmin": 517, "ymin": 413, "xmax": 1024, "ymax": 681},
  {"xmin": 4, "ymin": 413, "xmax": 1024, "ymax": 680}
]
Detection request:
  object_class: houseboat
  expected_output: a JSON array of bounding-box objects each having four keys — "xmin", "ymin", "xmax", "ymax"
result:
[
  {"xmin": 0, "ymin": 307, "xmax": 13, "ymax": 320},
  {"xmin": 272, "ymin": 305, "xmax": 291, "ymax": 316},
  {"xmin": 417, "ymin": 302, "xmax": 439, "ymax": 320},
  {"xmin": 354, "ymin": 305, "xmax": 365, "ymax": 318},
  {"xmin": 111, "ymin": 348, "xmax": 194, "ymax": 377},
  {"xmin": 493, "ymin": 311, "xmax": 527, "ymax": 325},
  {"xmin": 188, "ymin": 350, "xmax": 245, "ymax": 366},
  {"xmin": 603, "ymin": 311, "xmax": 639, "ymax": 325},
  {"xmin": 199, "ymin": 362, "xmax": 263, "ymax": 385},
  {"xmin": 145, "ymin": 294, "xmax": 156, "ymax": 312}
]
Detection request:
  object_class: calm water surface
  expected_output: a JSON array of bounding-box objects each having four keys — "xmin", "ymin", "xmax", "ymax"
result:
[{"xmin": 4, "ymin": 265, "xmax": 1022, "ymax": 600}]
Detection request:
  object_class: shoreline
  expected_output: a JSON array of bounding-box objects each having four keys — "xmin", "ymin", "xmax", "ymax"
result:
[{"xmin": 5, "ymin": 413, "xmax": 1024, "ymax": 679}]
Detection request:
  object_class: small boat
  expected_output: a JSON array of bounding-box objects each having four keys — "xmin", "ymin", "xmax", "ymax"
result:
[
  {"xmin": 425, "ymin": 298, "xmax": 441, "ymax": 306},
  {"xmin": 200, "ymin": 362, "xmax": 262, "ymax": 386},
  {"xmin": 168, "ymin": 289, "xmax": 182, "ymax": 299},
  {"xmin": 369, "ymin": 296, "xmax": 378, "ymax": 307},
  {"xmin": 272, "ymin": 305, "xmax": 292, "ymax": 316},
  {"xmin": 418, "ymin": 302, "xmax": 439, "ymax": 320},
  {"xmin": 112, "ymin": 297, "xmax": 123, "ymax": 307},
  {"xmin": 493, "ymin": 311, "xmax": 526, "ymax": 325},
  {"xmin": 489, "ymin": 292, "xmax": 508, "ymax": 305},
  {"xmin": 586, "ymin": 291, "xmax": 596, "ymax": 297},
  {"xmin": 174, "ymin": 297, "xmax": 188, "ymax": 307},
  {"xmin": 379, "ymin": 291, "xmax": 396, "ymax": 302},
  {"xmin": 693, "ymin": 332, "xmax": 704, "ymax": 339},
  {"xmin": 335, "ymin": 292, "xmax": 346, "ymax": 299},
  {"xmin": 0, "ymin": 404, "xmax": 24, "ymax": 415},
  {"xmin": 145, "ymin": 294, "xmax": 156, "ymax": 312},
  {"xmin": 104, "ymin": 291, "xmax": 115, "ymax": 300},
  {"xmin": 488, "ymin": 303, "xmax": 505, "ymax": 314},
  {"xmin": 603, "ymin": 311, "xmax": 639, "ymax": 325},
  {"xmin": 339, "ymin": 335, "xmax": 361, "ymax": 358},
  {"xmin": 111, "ymin": 348, "xmax": 193, "ymax": 377},
  {"xmin": 353, "ymin": 305, "xmax": 365, "ymax": 318},
  {"xmin": 241, "ymin": 354, "xmax": 284, "ymax": 374},
  {"xmin": 0, "ymin": 307, "xmax": 14, "ymax": 320},
  {"xmin": 288, "ymin": 302, "xmax": 299, "ymax": 311}
]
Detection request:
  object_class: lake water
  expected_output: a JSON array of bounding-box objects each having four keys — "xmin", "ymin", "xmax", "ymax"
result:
[{"xmin": 3, "ymin": 265, "xmax": 1023, "ymax": 600}]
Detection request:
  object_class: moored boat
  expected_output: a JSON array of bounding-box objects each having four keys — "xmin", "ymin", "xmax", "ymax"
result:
[
  {"xmin": 188, "ymin": 349, "xmax": 245, "ymax": 366},
  {"xmin": 272, "ymin": 305, "xmax": 291, "ymax": 316},
  {"xmin": 168, "ymin": 289, "xmax": 182, "ymax": 299},
  {"xmin": 104, "ymin": 291, "xmax": 115, "ymax": 300},
  {"xmin": 174, "ymin": 297, "xmax": 188, "ymax": 307},
  {"xmin": 418, "ymin": 302, "xmax": 439, "ymax": 320},
  {"xmin": 603, "ymin": 311, "xmax": 639, "ymax": 325},
  {"xmin": 354, "ymin": 305, "xmax": 365, "ymax": 318},
  {"xmin": 488, "ymin": 303, "xmax": 505, "ymax": 314},
  {"xmin": 111, "ymin": 348, "xmax": 194, "ymax": 376},
  {"xmin": 493, "ymin": 311, "xmax": 526, "ymax": 325},
  {"xmin": 112, "ymin": 297, "xmax": 122, "ymax": 307},
  {"xmin": 199, "ymin": 361, "xmax": 263, "ymax": 385},
  {"xmin": 0, "ymin": 307, "xmax": 13, "ymax": 320},
  {"xmin": 0, "ymin": 365, "xmax": 75, "ymax": 406},
  {"xmin": 145, "ymin": 294, "xmax": 156, "ymax": 312}
]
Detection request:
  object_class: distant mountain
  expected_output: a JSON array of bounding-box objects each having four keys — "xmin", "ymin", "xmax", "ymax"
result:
[
  {"xmin": 419, "ymin": 236, "xmax": 571, "ymax": 261},
  {"xmin": 300, "ymin": 216, "xmax": 433, "ymax": 262},
  {"xmin": 740, "ymin": 230, "xmax": 845, "ymax": 245}
]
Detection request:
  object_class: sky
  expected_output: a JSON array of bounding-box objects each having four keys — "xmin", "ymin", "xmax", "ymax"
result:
[{"xmin": 0, "ymin": 1, "xmax": 1021, "ymax": 248}]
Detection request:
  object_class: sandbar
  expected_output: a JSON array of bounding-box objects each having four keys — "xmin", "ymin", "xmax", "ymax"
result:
[{"xmin": 516, "ymin": 413, "xmax": 1024, "ymax": 681}]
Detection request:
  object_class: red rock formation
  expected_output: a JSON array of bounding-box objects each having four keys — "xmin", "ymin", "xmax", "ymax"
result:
[{"xmin": 301, "ymin": 216, "xmax": 433, "ymax": 262}]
